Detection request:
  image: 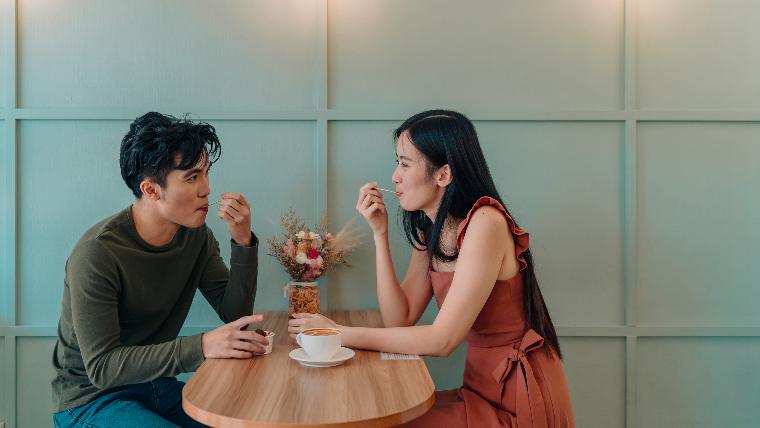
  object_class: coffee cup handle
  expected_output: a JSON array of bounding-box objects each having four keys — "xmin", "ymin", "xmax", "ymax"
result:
[{"xmin": 296, "ymin": 333, "xmax": 303, "ymax": 348}]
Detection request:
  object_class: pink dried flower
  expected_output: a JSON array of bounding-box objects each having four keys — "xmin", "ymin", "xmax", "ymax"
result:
[
  {"xmin": 283, "ymin": 239, "xmax": 296, "ymax": 258},
  {"xmin": 307, "ymin": 248, "xmax": 320, "ymax": 259},
  {"xmin": 302, "ymin": 265, "xmax": 321, "ymax": 282},
  {"xmin": 308, "ymin": 266, "xmax": 321, "ymax": 279}
]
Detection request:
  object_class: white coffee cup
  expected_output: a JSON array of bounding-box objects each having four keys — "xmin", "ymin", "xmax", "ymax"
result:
[{"xmin": 296, "ymin": 328, "xmax": 342, "ymax": 360}]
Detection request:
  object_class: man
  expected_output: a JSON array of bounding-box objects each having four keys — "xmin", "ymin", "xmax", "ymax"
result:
[{"xmin": 52, "ymin": 112, "xmax": 267, "ymax": 427}]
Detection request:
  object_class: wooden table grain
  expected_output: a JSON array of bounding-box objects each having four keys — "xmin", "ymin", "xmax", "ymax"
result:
[{"xmin": 182, "ymin": 311, "xmax": 436, "ymax": 427}]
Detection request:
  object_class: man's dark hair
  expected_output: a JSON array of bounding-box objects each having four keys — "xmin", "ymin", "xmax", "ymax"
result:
[{"xmin": 120, "ymin": 112, "xmax": 221, "ymax": 198}]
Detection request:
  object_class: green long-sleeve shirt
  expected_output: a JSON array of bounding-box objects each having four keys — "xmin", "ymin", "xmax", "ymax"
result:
[{"xmin": 51, "ymin": 206, "xmax": 258, "ymax": 412}]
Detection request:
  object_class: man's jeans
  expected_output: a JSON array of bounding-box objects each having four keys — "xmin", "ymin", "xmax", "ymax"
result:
[{"xmin": 53, "ymin": 377, "xmax": 207, "ymax": 427}]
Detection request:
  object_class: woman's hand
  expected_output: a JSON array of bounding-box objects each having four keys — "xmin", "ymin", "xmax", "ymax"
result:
[
  {"xmin": 287, "ymin": 313, "xmax": 340, "ymax": 338},
  {"xmin": 356, "ymin": 182, "xmax": 388, "ymax": 237}
]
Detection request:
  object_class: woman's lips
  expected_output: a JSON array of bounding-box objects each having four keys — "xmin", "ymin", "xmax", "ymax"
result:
[{"xmin": 199, "ymin": 206, "xmax": 208, "ymax": 212}]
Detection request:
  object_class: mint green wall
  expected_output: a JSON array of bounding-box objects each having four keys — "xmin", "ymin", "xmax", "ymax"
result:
[{"xmin": 2, "ymin": 1, "xmax": 759, "ymax": 427}]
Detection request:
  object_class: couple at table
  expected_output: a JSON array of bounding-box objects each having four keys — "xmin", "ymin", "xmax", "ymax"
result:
[{"xmin": 52, "ymin": 110, "xmax": 574, "ymax": 427}]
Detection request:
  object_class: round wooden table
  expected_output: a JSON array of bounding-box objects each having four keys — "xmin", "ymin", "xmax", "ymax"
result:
[{"xmin": 182, "ymin": 311, "xmax": 436, "ymax": 427}]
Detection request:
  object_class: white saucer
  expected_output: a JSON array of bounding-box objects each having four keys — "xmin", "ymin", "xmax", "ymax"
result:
[{"xmin": 288, "ymin": 347, "xmax": 355, "ymax": 367}]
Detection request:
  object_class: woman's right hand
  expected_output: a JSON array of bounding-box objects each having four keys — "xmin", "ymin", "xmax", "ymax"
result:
[
  {"xmin": 287, "ymin": 313, "xmax": 340, "ymax": 339},
  {"xmin": 356, "ymin": 182, "xmax": 388, "ymax": 237}
]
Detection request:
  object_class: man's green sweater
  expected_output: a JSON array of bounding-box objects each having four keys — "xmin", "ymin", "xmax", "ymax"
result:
[{"xmin": 52, "ymin": 206, "xmax": 258, "ymax": 412}]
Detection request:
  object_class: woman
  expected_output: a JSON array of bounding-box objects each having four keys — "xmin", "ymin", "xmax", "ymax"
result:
[{"xmin": 289, "ymin": 110, "xmax": 575, "ymax": 427}]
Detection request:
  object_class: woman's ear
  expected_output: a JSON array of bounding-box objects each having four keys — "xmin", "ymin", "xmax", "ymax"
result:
[
  {"xmin": 139, "ymin": 179, "xmax": 161, "ymax": 201},
  {"xmin": 435, "ymin": 164, "xmax": 453, "ymax": 187}
]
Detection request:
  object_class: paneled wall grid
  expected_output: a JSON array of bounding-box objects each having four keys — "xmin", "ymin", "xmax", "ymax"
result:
[{"xmin": 2, "ymin": 1, "xmax": 759, "ymax": 427}]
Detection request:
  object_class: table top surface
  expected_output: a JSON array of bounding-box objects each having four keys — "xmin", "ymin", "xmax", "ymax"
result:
[{"xmin": 182, "ymin": 310, "xmax": 436, "ymax": 428}]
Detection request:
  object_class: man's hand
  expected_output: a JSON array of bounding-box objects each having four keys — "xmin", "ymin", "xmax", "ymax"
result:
[
  {"xmin": 201, "ymin": 314, "xmax": 268, "ymax": 358},
  {"xmin": 217, "ymin": 192, "xmax": 253, "ymax": 246}
]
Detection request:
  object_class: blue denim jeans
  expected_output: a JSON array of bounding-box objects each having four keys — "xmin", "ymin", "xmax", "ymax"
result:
[{"xmin": 53, "ymin": 377, "xmax": 207, "ymax": 427}]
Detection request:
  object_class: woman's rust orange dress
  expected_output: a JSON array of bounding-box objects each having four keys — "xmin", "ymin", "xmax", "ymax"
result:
[{"xmin": 404, "ymin": 197, "xmax": 575, "ymax": 427}]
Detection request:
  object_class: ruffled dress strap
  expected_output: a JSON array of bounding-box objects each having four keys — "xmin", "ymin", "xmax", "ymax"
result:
[{"xmin": 456, "ymin": 196, "xmax": 531, "ymax": 272}]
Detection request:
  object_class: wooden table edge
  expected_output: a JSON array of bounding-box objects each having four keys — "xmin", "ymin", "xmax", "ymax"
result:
[{"xmin": 182, "ymin": 381, "xmax": 436, "ymax": 428}]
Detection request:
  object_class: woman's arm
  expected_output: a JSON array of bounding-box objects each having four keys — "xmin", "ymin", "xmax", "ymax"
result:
[
  {"xmin": 373, "ymin": 233, "xmax": 433, "ymax": 327},
  {"xmin": 292, "ymin": 206, "xmax": 516, "ymax": 357},
  {"xmin": 356, "ymin": 181, "xmax": 432, "ymax": 327}
]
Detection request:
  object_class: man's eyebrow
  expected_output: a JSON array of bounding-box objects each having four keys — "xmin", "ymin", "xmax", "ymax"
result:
[{"xmin": 182, "ymin": 168, "xmax": 204, "ymax": 178}]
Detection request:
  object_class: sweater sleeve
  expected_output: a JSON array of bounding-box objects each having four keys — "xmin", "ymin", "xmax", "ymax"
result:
[
  {"xmin": 67, "ymin": 240, "xmax": 204, "ymax": 390},
  {"xmin": 197, "ymin": 228, "xmax": 259, "ymax": 324}
]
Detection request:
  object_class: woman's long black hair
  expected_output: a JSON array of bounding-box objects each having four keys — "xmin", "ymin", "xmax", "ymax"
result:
[{"xmin": 395, "ymin": 109, "xmax": 561, "ymax": 358}]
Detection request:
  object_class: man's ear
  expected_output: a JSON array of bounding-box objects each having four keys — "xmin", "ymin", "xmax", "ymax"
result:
[
  {"xmin": 435, "ymin": 164, "xmax": 452, "ymax": 187},
  {"xmin": 139, "ymin": 179, "xmax": 161, "ymax": 201}
]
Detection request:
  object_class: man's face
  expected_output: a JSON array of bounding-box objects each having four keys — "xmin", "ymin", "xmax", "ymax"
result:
[{"xmin": 155, "ymin": 155, "xmax": 211, "ymax": 229}]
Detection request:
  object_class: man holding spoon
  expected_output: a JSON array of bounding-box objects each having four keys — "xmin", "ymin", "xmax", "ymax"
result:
[{"xmin": 52, "ymin": 112, "xmax": 265, "ymax": 427}]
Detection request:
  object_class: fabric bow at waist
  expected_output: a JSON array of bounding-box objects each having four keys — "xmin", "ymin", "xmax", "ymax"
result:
[{"xmin": 491, "ymin": 329, "xmax": 547, "ymax": 428}]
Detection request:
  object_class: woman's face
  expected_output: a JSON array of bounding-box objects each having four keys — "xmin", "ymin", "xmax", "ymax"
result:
[{"xmin": 391, "ymin": 131, "xmax": 443, "ymax": 215}]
